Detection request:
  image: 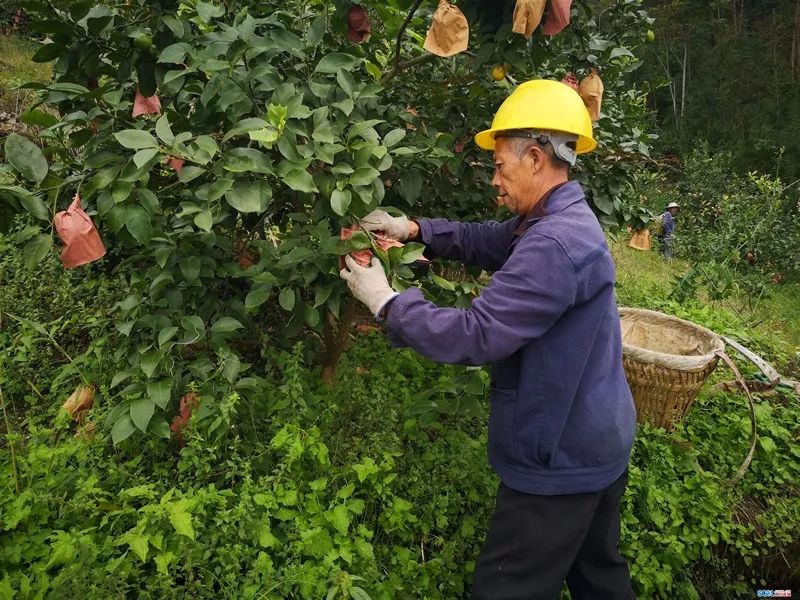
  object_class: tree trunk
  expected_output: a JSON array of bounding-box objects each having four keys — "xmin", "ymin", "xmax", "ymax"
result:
[
  {"xmin": 680, "ymin": 39, "xmax": 688, "ymax": 128},
  {"xmin": 320, "ymin": 298, "xmax": 358, "ymax": 384},
  {"xmin": 792, "ymin": 0, "xmax": 800, "ymax": 82}
]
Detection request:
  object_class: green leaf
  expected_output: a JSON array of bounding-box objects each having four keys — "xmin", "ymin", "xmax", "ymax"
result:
[
  {"xmin": 304, "ymin": 307, "xmax": 320, "ymax": 327},
  {"xmin": 330, "ymin": 189, "xmax": 351, "ymax": 216},
  {"xmin": 349, "ymin": 167, "xmax": 379, "ymax": 187},
  {"xmin": 32, "ymin": 42, "xmax": 63, "ymax": 63},
  {"xmin": 111, "ymin": 414, "xmax": 136, "ymax": 445},
  {"xmin": 759, "ymin": 436, "xmax": 777, "ymax": 454},
  {"xmin": 190, "ymin": 135, "xmax": 219, "ymax": 163},
  {"xmin": 327, "ymin": 504, "xmax": 350, "ymax": 535},
  {"xmin": 14, "ymin": 226, "xmax": 41, "ymax": 243},
  {"xmin": 283, "ymin": 169, "xmax": 317, "ymax": 193},
  {"xmin": 245, "ymin": 286, "xmax": 270, "ymax": 309},
  {"xmin": 178, "ymin": 166, "xmax": 205, "ymax": 183},
  {"xmin": 122, "ymin": 532, "xmax": 149, "ymax": 562},
  {"xmin": 139, "ymin": 351, "xmax": 161, "ymax": 378},
  {"xmin": 365, "ymin": 61, "xmax": 381, "ymax": 81},
  {"xmin": 307, "ymin": 13, "xmax": 326, "ymax": 46},
  {"xmin": 400, "ymin": 242, "xmax": 425, "ymax": 264},
  {"xmin": 194, "ymin": 210, "xmax": 213, "ymax": 231},
  {"xmin": 155, "ymin": 115, "xmax": 175, "ymax": 145},
  {"xmin": 211, "ymin": 317, "xmax": 244, "ymax": 333},
  {"xmin": 196, "ymin": 178, "xmax": 233, "ymax": 202},
  {"xmin": 116, "ymin": 321, "xmax": 134, "ymax": 336},
  {"xmin": 399, "ymin": 169, "xmax": 423, "ymax": 204},
  {"xmin": 4, "ymin": 134, "xmax": 48, "ymax": 183},
  {"xmin": 383, "ymin": 128, "xmax": 406, "ymax": 148},
  {"xmin": 275, "ymin": 246, "xmax": 315, "ymax": 269},
  {"xmin": 431, "ymin": 272, "xmax": 456, "ymax": 291},
  {"xmin": 126, "ymin": 206, "xmax": 153, "ymax": 245},
  {"xmin": 158, "ymin": 42, "xmax": 192, "ymax": 64},
  {"xmin": 336, "ymin": 69, "xmax": 356, "ymax": 97},
  {"xmin": 222, "ymin": 118, "xmax": 267, "ymax": 142},
  {"xmin": 147, "ymin": 380, "xmax": 171, "ymax": 409},
  {"xmin": 256, "ymin": 522, "xmax": 277, "ymax": 548},
  {"xmin": 130, "ymin": 397, "xmax": 155, "ymax": 432},
  {"xmin": 19, "ymin": 194, "xmax": 49, "ymax": 220},
  {"xmin": 222, "ymin": 148, "xmax": 272, "ymax": 173},
  {"xmin": 180, "ymin": 256, "xmax": 201, "ymax": 281},
  {"xmin": 315, "ymin": 53, "xmax": 361, "ymax": 74},
  {"xmin": 350, "ymin": 587, "xmax": 372, "ymax": 600},
  {"xmin": 133, "ymin": 148, "xmax": 160, "ymax": 168},
  {"xmin": 196, "ymin": 0, "xmax": 224, "ymax": 23},
  {"xmin": 594, "ymin": 194, "xmax": 614, "ymax": 215},
  {"xmin": 19, "ymin": 109, "xmax": 58, "ymax": 128},
  {"xmin": 167, "ymin": 500, "xmax": 195, "ymax": 539},
  {"xmin": 333, "ymin": 97, "xmax": 354, "ymax": 116},
  {"xmin": 313, "ymin": 286, "xmax": 332, "ymax": 307},
  {"xmin": 610, "ymin": 47, "xmax": 634, "ymax": 59},
  {"xmin": 114, "ymin": 130, "xmax": 159, "ymax": 150},
  {"xmin": 148, "ymin": 417, "xmax": 172, "ymax": 439},
  {"xmin": 106, "ymin": 205, "xmax": 127, "ymax": 233},
  {"xmin": 225, "ymin": 180, "xmax": 272, "ymax": 213},
  {"xmin": 311, "ymin": 123, "xmax": 335, "ymax": 144},
  {"xmin": 112, "ymin": 181, "xmax": 134, "ymax": 203},
  {"xmin": 340, "ymin": 231, "xmax": 371, "ymax": 252},
  {"xmin": 279, "ymin": 288, "xmax": 295, "ymax": 311},
  {"xmin": 158, "ymin": 326, "xmax": 178, "ymax": 347},
  {"xmin": 23, "ymin": 234, "xmax": 52, "ymax": 269},
  {"xmin": 267, "ymin": 103, "xmax": 289, "ymax": 128}
]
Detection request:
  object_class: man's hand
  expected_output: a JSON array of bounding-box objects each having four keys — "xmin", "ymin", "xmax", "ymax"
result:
[
  {"xmin": 340, "ymin": 255, "xmax": 399, "ymax": 318},
  {"xmin": 361, "ymin": 209, "xmax": 411, "ymax": 241}
]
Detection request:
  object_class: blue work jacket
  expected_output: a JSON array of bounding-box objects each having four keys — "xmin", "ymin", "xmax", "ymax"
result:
[
  {"xmin": 383, "ymin": 181, "xmax": 636, "ymax": 495},
  {"xmin": 660, "ymin": 211, "xmax": 675, "ymax": 237}
]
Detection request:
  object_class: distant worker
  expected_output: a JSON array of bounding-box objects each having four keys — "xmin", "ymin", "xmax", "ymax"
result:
[{"xmin": 659, "ymin": 202, "xmax": 680, "ymax": 258}]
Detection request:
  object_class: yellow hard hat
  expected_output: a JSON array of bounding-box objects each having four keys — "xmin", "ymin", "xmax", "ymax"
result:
[{"xmin": 474, "ymin": 79, "xmax": 597, "ymax": 154}]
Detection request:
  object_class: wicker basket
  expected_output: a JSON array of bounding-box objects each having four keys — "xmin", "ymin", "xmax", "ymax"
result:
[{"xmin": 619, "ymin": 307, "xmax": 725, "ymax": 429}]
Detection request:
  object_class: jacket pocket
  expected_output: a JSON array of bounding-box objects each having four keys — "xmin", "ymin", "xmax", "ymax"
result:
[
  {"xmin": 490, "ymin": 353, "xmax": 520, "ymax": 391},
  {"xmin": 488, "ymin": 388, "xmax": 519, "ymax": 463}
]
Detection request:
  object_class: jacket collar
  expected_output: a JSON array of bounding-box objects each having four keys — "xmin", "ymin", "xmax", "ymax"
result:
[{"xmin": 513, "ymin": 180, "xmax": 584, "ymax": 235}]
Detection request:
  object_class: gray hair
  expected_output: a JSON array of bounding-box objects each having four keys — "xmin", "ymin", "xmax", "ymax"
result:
[{"xmin": 497, "ymin": 129, "xmax": 578, "ymax": 168}]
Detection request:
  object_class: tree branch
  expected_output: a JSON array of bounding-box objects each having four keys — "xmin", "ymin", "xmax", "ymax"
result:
[
  {"xmin": 394, "ymin": 0, "xmax": 426, "ymax": 67},
  {"xmin": 380, "ymin": 53, "xmax": 438, "ymax": 86}
]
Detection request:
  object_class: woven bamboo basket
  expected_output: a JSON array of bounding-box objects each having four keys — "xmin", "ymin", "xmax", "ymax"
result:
[{"xmin": 619, "ymin": 307, "xmax": 725, "ymax": 429}]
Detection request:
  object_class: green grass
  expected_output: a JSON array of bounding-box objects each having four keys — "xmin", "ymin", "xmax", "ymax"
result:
[
  {"xmin": 610, "ymin": 237, "xmax": 800, "ymax": 353},
  {"xmin": 610, "ymin": 235, "xmax": 688, "ymax": 301},
  {"xmin": 0, "ymin": 35, "xmax": 52, "ymax": 114}
]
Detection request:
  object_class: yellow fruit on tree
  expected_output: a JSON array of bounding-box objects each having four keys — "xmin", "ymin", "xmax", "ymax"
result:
[
  {"xmin": 646, "ymin": 29, "xmax": 655, "ymax": 43},
  {"xmin": 491, "ymin": 65, "xmax": 507, "ymax": 81}
]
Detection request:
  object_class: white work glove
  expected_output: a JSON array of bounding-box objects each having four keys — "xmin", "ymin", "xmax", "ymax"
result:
[
  {"xmin": 361, "ymin": 209, "xmax": 410, "ymax": 241},
  {"xmin": 340, "ymin": 255, "xmax": 399, "ymax": 318}
]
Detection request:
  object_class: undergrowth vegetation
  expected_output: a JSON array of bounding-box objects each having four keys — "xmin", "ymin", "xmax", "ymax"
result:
[{"xmin": 2, "ymin": 229, "xmax": 799, "ymax": 599}]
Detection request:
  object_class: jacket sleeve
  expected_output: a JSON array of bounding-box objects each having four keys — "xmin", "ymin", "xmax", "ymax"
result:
[
  {"xmin": 416, "ymin": 218, "xmax": 518, "ymax": 272},
  {"xmin": 383, "ymin": 233, "xmax": 578, "ymax": 365}
]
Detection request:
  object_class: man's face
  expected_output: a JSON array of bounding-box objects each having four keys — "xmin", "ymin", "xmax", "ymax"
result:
[
  {"xmin": 668, "ymin": 207, "xmax": 679, "ymax": 216},
  {"xmin": 491, "ymin": 138, "xmax": 540, "ymax": 216}
]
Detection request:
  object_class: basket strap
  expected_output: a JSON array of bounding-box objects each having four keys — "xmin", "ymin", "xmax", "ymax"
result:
[{"xmin": 715, "ymin": 350, "xmax": 757, "ymax": 485}]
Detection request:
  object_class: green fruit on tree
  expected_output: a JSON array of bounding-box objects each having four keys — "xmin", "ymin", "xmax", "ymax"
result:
[
  {"xmin": 134, "ymin": 33, "xmax": 153, "ymax": 50},
  {"xmin": 646, "ymin": 29, "xmax": 655, "ymax": 43}
]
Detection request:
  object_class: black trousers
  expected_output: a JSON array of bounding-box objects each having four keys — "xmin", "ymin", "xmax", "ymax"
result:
[{"xmin": 471, "ymin": 471, "xmax": 635, "ymax": 600}]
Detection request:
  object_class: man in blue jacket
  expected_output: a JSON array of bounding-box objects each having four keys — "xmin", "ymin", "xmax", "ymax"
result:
[
  {"xmin": 340, "ymin": 80, "xmax": 637, "ymax": 599},
  {"xmin": 659, "ymin": 201, "xmax": 680, "ymax": 258}
]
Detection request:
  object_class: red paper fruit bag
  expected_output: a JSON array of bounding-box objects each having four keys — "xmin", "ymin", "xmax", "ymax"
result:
[
  {"xmin": 54, "ymin": 195, "xmax": 107, "ymax": 268},
  {"xmin": 542, "ymin": 0, "xmax": 572, "ymax": 36}
]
